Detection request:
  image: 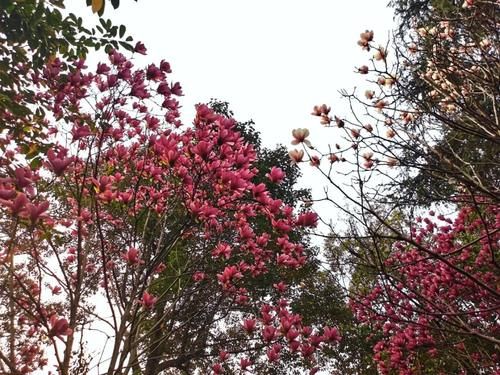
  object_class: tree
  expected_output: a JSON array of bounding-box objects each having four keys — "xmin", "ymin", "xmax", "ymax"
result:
[
  {"xmin": 386, "ymin": 0, "xmax": 499, "ymax": 206},
  {"xmin": 137, "ymin": 99, "xmax": 339, "ymax": 374},
  {"xmin": 291, "ymin": 0, "xmax": 499, "ymax": 373},
  {"xmin": 0, "ymin": 48, "xmax": 339, "ymax": 374}
]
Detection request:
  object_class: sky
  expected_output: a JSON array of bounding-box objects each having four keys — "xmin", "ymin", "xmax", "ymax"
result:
[
  {"xmin": 64, "ymin": 0, "xmax": 396, "ymax": 246},
  {"xmin": 67, "ymin": 0, "xmax": 394, "ymax": 145}
]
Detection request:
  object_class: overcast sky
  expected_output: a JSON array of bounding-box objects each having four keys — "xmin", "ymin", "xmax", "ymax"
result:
[
  {"xmin": 65, "ymin": 0, "xmax": 395, "ymax": 234},
  {"xmin": 68, "ymin": 0, "xmax": 393, "ymax": 143},
  {"xmin": 65, "ymin": 0, "xmax": 395, "ymax": 239}
]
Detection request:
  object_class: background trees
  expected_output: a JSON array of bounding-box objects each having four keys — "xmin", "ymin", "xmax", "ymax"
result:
[{"xmin": 296, "ymin": 0, "xmax": 499, "ymax": 373}]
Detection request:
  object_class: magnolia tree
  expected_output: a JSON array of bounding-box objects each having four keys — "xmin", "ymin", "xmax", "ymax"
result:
[
  {"xmin": 289, "ymin": 0, "xmax": 499, "ymax": 373},
  {"xmin": 0, "ymin": 47, "xmax": 340, "ymax": 374}
]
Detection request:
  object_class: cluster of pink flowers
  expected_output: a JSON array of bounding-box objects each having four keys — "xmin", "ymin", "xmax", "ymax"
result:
[
  {"xmin": 0, "ymin": 46, "xmax": 337, "ymax": 374},
  {"xmin": 350, "ymin": 205, "xmax": 500, "ymax": 373}
]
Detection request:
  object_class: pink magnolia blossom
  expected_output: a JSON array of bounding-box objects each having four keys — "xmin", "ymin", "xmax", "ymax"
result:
[
  {"xmin": 48, "ymin": 315, "xmax": 72, "ymax": 339},
  {"xmin": 134, "ymin": 41, "xmax": 147, "ymax": 55},
  {"xmin": 266, "ymin": 167, "xmax": 285, "ymax": 183},
  {"xmin": 289, "ymin": 149, "xmax": 304, "ymax": 163},
  {"xmin": 139, "ymin": 291, "xmax": 158, "ymax": 310},
  {"xmin": 291, "ymin": 128, "xmax": 312, "ymax": 148}
]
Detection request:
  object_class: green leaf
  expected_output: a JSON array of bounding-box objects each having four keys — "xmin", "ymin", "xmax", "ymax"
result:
[
  {"xmin": 119, "ymin": 25, "xmax": 125, "ymax": 38},
  {"xmin": 119, "ymin": 41, "xmax": 133, "ymax": 52},
  {"xmin": 29, "ymin": 156, "xmax": 43, "ymax": 169}
]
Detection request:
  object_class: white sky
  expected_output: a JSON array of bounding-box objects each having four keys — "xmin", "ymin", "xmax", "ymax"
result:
[
  {"xmin": 67, "ymin": 0, "xmax": 394, "ymax": 230},
  {"xmin": 64, "ymin": 0, "xmax": 395, "ymax": 255},
  {"xmin": 67, "ymin": 0, "xmax": 394, "ymax": 146}
]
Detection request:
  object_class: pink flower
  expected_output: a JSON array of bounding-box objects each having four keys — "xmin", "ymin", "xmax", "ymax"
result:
[
  {"xmin": 122, "ymin": 247, "xmax": 141, "ymax": 265},
  {"xmin": 266, "ymin": 347, "xmax": 280, "ymax": 362},
  {"xmin": 286, "ymin": 328, "xmax": 300, "ymax": 341},
  {"xmin": 0, "ymin": 184, "xmax": 16, "ymax": 200},
  {"xmin": 375, "ymin": 100, "xmax": 388, "ymax": 111},
  {"xmin": 108, "ymin": 50, "xmax": 126, "ymax": 65},
  {"xmin": 357, "ymin": 30, "xmax": 374, "ymax": 50},
  {"xmin": 106, "ymin": 74, "xmax": 118, "ymax": 88},
  {"xmin": 240, "ymin": 357, "xmax": 252, "ymax": 370},
  {"xmin": 262, "ymin": 325, "xmax": 276, "ymax": 342},
  {"xmin": 242, "ymin": 319, "xmax": 257, "ymax": 334},
  {"xmin": 21, "ymin": 201, "xmax": 50, "ymax": 224},
  {"xmin": 14, "ymin": 167, "xmax": 34, "ymax": 190},
  {"xmin": 373, "ymin": 46, "xmax": 387, "ymax": 61},
  {"xmin": 302, "ymin": 326, "xmax": 313, "ymax": 336},
  {"xmin": 130, "ymin": 82, "xmax": 150, "ymax": 99},
  {"xmin": 47, "ymin": 148, "xmax": 73, "ymax": 176},
  {"xmin": 146, "ymin": 64, "xmax": 163, "ymax": 81},
  {"xmin": 212, "ymin": 243, "xmax": 232, "ymax": 259},
  {"xmin": 334, "ymin": 116, "xmax": 345, "ymax": 128},
  {"xmin": 273, "ymin": 282, "xmax": 287, "ymax": 293},
  {"xmin": 219, "ymin": 350, "xmax": 229, "ymax": 362},
  {"xmin": 309, "ymin": 155, "xmax": 320, "ymax": 167},
  {"xmin": 170, "ymin": 82, "xmax": 183, "ymax": 96},
  {"xmin": 140, "ymin": 291, "xmax": 158, "ymax": 310},
  {"xmin": 49, "ymin": 315, "xmax": 72, "ymax": 338},
  {"xmin": 300, "ymin": 343, "xmax": 315, "ymax": 358},
  {"xmin": 311, "ymin": 104, "xmax": 330, "ymax": 116},
  {"xmin": 192, "ymin": 140, "xmax": 213, "ymax": 160},
  {"xmin": 4, "ymin": 193, "xmax": 29, "ymax": 216},
  {"xmin": 289, "ymin": 340, "xmax": 300, "ymax": 352},
  {"xmin": 193, "ymin": 271, "xmax": 206, "ymax": 282},
  {"xmin": 323, "ymin": 326, "xmax": 341, "ymax": 342},
  {"xmin": 291, "ymin": 128, "xmax": 312, "ymax": 147},
  {"xmin": 96, "ymin": 62, "xmax": 111, "ymax": 74},
  {"xmin": 289, "ymin": 149, "xmax": 304, "ymax": 164},
  {"xmin": 386, "ymin": 128, "xmax": 396, "ymax": 138},
  {"xmin": 296, "ymin": 212, "xmax": 318, "ymax": 227},
  {"xmin": 160, "ymin": 60, "xmax": 172, "ymax": 73},
  {"xmin": 212, "ymin": 363, "xmax": 223, "ymax": 374},
  {"xmin": 266, "ymin": 167, "xmax": 285, "ymax": 183},
  {"xmin": 360, "ymin": 30, "xmax": 374, "ymax": 42},
  {"xmin": 329, "ymin": 153, "xmax": 339, "ymax": 163},
  {"xmin": 217, "ymin": 265, "xmax": 243, "ymax": 287},
  {"xmin": 157, "ymin": 82, "xmax": 171, "ymax": 96},
  {"xmin": 134, "ymin": 41, "xmax": 147, "ymax": 55},
  {"xmin": 71, "ymin": 125, "xmax": 92, "ymax": 141},
  {"xmin": 51, "ymin": 285, "xmax": 62, "ymax": 295},
  {"xmin": 358, "ymin": 65, "xmax": 369, "ymax": 74}
]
